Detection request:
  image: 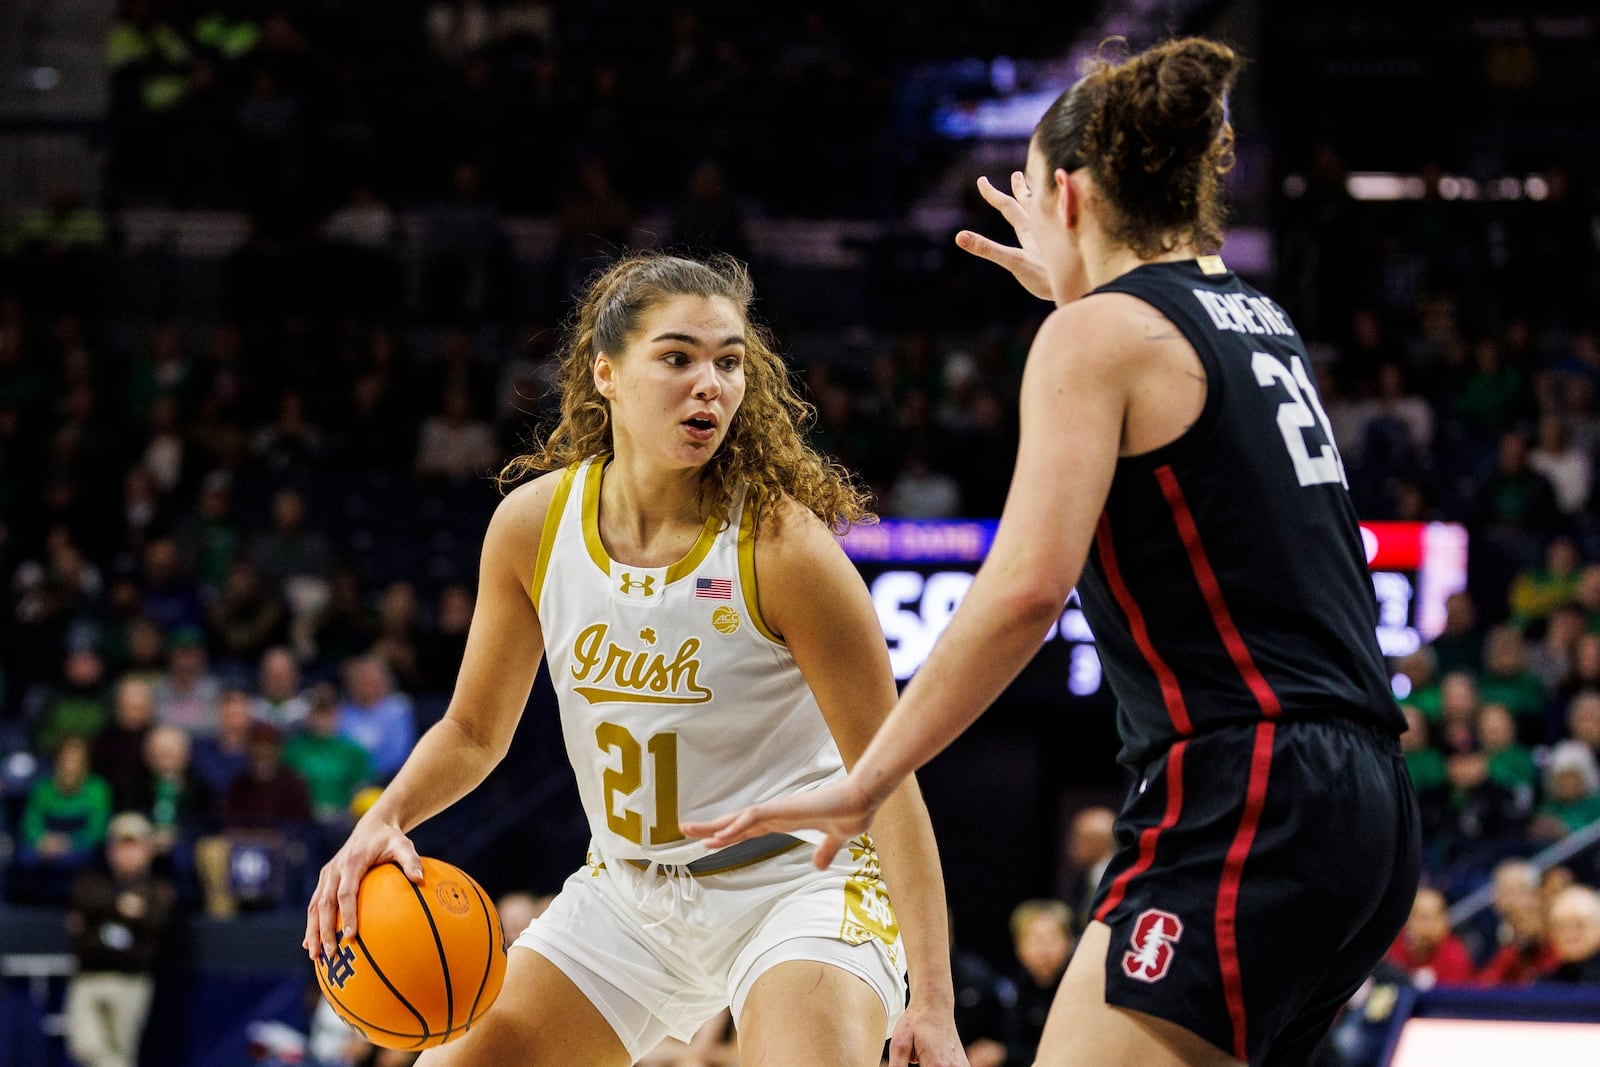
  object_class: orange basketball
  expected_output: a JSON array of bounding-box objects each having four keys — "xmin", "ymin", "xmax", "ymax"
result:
[{"xmin": 314, "ymin": 857, "xmax": 508, "ymax": 1050}]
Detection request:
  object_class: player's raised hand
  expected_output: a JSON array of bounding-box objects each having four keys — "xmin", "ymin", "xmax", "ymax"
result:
[
  {"xmin": 303, "ymin": 819, "xmax": 423, "ymax": 962},
  {"xmin": 955, "ymin": 173, "xmax": 1054, "ymax": 302},
  {"xmin": 682, "ymin": 776, "xmax": 879, "ymax": 871}
]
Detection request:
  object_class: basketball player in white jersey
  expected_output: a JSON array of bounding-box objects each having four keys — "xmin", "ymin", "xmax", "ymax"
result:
[{"xmin": 305, "ymin": 252, "xmax": 967, "ymax": 1067}]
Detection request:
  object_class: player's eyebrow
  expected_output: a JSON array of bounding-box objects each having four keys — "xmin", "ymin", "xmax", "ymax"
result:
[{"xmin": 651, "ymin": 332, "xmax": 745, "ymax": 348}]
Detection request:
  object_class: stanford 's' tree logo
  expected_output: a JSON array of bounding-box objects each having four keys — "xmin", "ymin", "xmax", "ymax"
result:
[{"xmin": 1122, "ymin": 908, "xmax": 1183, "ymax": 983}]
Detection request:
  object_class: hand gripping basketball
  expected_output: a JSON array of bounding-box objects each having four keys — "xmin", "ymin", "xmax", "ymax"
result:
[{"xmin": 313, "ymin": 857, "xmax": 508, "ymax": 1050}]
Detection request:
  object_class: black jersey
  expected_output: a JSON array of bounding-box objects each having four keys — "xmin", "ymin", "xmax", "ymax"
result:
[{"xmin": 1075, "ymin": 258, "xmax": 1402, "ymax": 770}]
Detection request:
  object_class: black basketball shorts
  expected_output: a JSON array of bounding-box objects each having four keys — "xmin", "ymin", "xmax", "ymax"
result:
[{"xmin": 1089, "ymin": 717, "xmax": 1422, "ymax": 1065}]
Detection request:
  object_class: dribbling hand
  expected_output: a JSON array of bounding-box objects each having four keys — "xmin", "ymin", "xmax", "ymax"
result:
[
  {"xmin": 682, "ymin": 776, "xmax": 879, "ymax": 871},
  {"xmin": 303, "ymin": 819, "xmax": 424, "ymax": 963},
  {"xmin": 955, "ymin": 173, "xmax": 1053, "ymax": 302}
]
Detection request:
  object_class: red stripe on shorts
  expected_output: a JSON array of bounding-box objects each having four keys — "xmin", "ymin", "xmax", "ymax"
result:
[
  {"xmin": 1094, "ymin": 513, "xmax": 1192, "ymax": 735},
  {"xmin": 1095, "ymin": 739, "xmax": 1187, "ymax": 922},
  {"xmin": 1215, "ymin": 720, "xmax": 1277, "ymax": 1060}
]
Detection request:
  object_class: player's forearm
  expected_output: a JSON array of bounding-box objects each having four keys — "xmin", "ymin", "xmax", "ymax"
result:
[
  {"xmin": 856, "ymin": 573, "xmax": 1062, "ymax": 806},
  {"xmin": 363, "ymin": 715, "xmax": 503, "ymax": 834},
  {"xmin": 871, "ymin": 777, "xmax": 956, "ymax": 1008}
]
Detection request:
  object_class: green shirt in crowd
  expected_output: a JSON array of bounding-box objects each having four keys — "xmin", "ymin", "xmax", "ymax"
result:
[
  {"xmin": 283, "ymin": 733, "xmax": 374, "ymax": 818},
  {"xmin": 19, "ymin": 774, "xmax": 112, "ymax": 852}
]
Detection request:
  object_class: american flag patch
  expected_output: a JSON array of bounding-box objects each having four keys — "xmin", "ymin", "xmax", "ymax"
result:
[{"xmin": 694, "ymin": 577, "xmax": 733, "ymax": 599}]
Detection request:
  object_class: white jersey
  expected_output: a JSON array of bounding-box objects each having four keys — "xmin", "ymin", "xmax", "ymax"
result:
[{"xmin": 533, "ymin": 457, "xmax": 847, "ymax": 865}]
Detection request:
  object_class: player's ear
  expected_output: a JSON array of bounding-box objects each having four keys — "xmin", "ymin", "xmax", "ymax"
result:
[
  {"xmin": 594, "ymin": 351, "xmax": 616, "ymax": 399},
  {"xmin": 1057, "ymin": 168, "xmax": 1078, "ymax": 228}
]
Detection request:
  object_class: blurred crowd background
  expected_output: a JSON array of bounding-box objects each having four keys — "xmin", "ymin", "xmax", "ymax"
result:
[{"xmin": 3, "ymin": 1, "xmax": 1600, "ymax": 1065}]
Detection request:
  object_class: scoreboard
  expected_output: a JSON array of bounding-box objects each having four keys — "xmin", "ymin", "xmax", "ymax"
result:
[{"xmin": 840, "ymin": 519, "xmax": 1468, "ymax": 701}]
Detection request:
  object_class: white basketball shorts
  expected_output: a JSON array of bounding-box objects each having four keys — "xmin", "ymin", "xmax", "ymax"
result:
[{"xmin": 511, "ymin": 835, "xmax": 907, "ymax": 1060}]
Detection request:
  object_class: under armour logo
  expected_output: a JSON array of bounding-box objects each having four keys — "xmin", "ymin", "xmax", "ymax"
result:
[
  {"xmin": 324, "ymin": 944, "xmax": 358, "ymax": 990},
  {"xmin": 1122, "ymin": 908, "xmax": 1183, "ymax": 983},
  {"xmin": 619, "ymin": 572, "xmax": 656, "ymax": 596}
]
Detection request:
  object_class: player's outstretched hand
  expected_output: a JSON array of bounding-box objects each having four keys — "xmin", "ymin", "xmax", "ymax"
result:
[
  {"xmin": 890, "ymin": 1001, "xmax": 971, "ymax": 1067},
  {"xmin": 955, "ymin": 173, "xmax": 1054, "ymax": 302},
  {"xmin": 682, "ymin": 776, "xmax": 878, "ymax": 871},
  {"xmin": 303, "ymin": 818, "xmax": 423, "ymax": 963}
]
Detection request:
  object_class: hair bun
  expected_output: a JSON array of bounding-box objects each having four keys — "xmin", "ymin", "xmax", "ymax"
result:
[{"xmin": 1132, "ymin": 38, "xmax": 1239, "ymax": 173}]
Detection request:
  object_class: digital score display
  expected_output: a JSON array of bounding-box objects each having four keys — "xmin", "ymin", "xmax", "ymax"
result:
[{"xmin": 839, "ymin": 519, "xmax": 1468, "ymax": 700}]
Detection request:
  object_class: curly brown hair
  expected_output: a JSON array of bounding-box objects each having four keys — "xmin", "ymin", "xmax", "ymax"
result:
[
  {"xmin": 498, "ymin": 251, "xmax": 874, "ymax": 532},
  {"xmin": 1035, "ymin": 37, "xmax": 1240, "ymax": 259}
]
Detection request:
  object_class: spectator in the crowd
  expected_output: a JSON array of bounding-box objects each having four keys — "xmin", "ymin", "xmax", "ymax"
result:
[
  {"xmin": 1472, "ymin": 430, "xmax": 1560, "ymax": 569},
  {"xmin": 251, "ymin": 389, "xmax": 325, "ymax": 479},
  {"xmin": 172, "ymin": 470, "xmax": 239, "ymax": 592},
  {"xmin": 117, "ymin": 615, "xmax": 169, "ymax": 682},
  {"xmin": 1477, "ymin": 625, "xmax": 1547, "ymax": 734},
  {"xmin": 30, "ymin": 644, "xmax": 112, "ymax": 758},
  {"xmin": 494, "ymin": 890, "xmax": 552, "ymax": 946},
  {"xmin": 283, "ymin": 684, "xmax": 373, "ymax": 827},
  {"xmin": 668, "ymin": 159, "xmax": 753, "ymax": 265},
  {"xmin": 1000, "ymin": 899, "xmax": 1076, "ymax": 1067},
  {"xmin": 1387, "ymin": 887, "xmax": 1476, "ymax": 988},
  {"xmin": 1558, "ymin": 632, "xmax": 1600, "ymax": 708},
  {"xmin": 91, "ymin": 677, "xmax": 157, "ymax": 807},
  {"xmin": 62, "ymin": 812, "xmax": 177, "ymax": 1067},
  {"xmin": 220, "ymin": 722, "xmax": 312, "ymax": 832},
  {"xmin": 1060, "ymin": 806, "xmax": 1116, "ymax": 931},
  {"xmin": 1477, "ymin": 860, "xmax": 1558, "ymax": 985},
  {"xmin": 151, "ymin": 625, "xmax": 222, "ymax": 737},
  {"xmin": 128, "ymin": 724, "xmax": 215, "ymax": 869},
  {"xmin": 1569, "ymin": 691, "xmax": 1600, "ymax": 764},
  {"xmin": 138, "ymin": 538, "xmax": 205, "ymax": 636},
  {"xmin": 251, "ymin": 488, "xmax": 335, "ymax": 599},
  {"xmin": 1477, "ymin": 703, "xmax": 1537, "ymax": 817},
  {"xmin": 1419, "ymin": 737, "xmax": 1524, "ymax": 877},
  {"xmin": 1544, "ymin": 884, "xmax": 1600, "ymax": 984},
  {"xmin": 189, "ymin": 688, "xmax": 254, "ymax": 796},
  {"xmin": 309, "ymin": 567, "xmax": 379, "ymax": 666},
  {"xmin": 413, "ymin": 386, "xmax": 497, "ymax": 480},
  {"xmin": 196, "ymin": 720, "xmax": 312, "ymax": 917},
  {"xmin": 371, "ymin": 580, "xmax": 426, "ymax": 694},
  {"xmin": 335, "ymin": 655, "xmax": 415, "ymax": 780},
  {"xmin": 18, "ymin": 735, "xmax": 112, "ymax": 874},
  {"xmin": 1509, "ymin": 536, "xmax": 1582, "ymax": 630},
  {"xmin": 206, "ymin": 558, "xmax": 287, "ymax": 674},
  {"xmin": 1530, "ymin": 741, "xmax": 1600, "ymax": 841},
  {"xmin": 885, "ymin": 447, "xmax": 962, "ymax": 518},
  {"xmin": 1401, "ymin": 705, "xmax": 1445, "ymax": 793},
  {"xmin": 253, "ymin": 645, "xmax": 309, "ymax": 732},
  {"xmin": 1428, "ymin": 591, "xmax": 1482, "ymax": 676},
  {"xmin": 1528, "ymin": 601, "xmax": 1584, "ymax": 692},
  {"xmin": 1528, "ymin": 413, "xmax": 1591, "ymax": 515},
  {"xmin": 417, "ymin": 581, "xmax": 473, "ymax": 695}
]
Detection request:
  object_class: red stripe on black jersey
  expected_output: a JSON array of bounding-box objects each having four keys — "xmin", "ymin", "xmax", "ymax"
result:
[
  {"xmin": 1094, "ymin": 513, "xmax": 1193, "ymax": 736},
  {"xmin": 1155, "ymin": 466, "xmax": 1282, "ymax": 719}
]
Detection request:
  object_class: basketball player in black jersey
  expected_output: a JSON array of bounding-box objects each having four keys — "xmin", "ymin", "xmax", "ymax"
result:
[{"xmin": 688, "ymin": 36, "xmax": 1422, "ymax": 1066}]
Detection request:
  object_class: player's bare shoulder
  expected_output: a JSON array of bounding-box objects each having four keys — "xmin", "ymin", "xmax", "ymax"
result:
[
  {"xmin": 749, "ymin": 490, "xmax": 854, "ymax": 638},
  {"xmin": 484, "ymin": 468, "xmax": 571, "ymax": 586}
]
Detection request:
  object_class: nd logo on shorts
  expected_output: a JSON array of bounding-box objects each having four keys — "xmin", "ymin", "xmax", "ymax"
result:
[{"xmin": 1122, "ymin": 908, "xmax": 1183, "ymax": 983}]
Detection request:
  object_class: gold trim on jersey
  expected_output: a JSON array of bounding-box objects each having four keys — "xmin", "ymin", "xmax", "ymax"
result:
[
  {"xmin": 738, "ymin": 489, "xmax": 784, "ymax": 645},
  {"xmin": 530, "ymin": 464, "xmax": 579, "ymax": 611},
  {"xmin": 581, "ymin": 457, "xmax": 720, "ymax": 583},
  {"xmin": 1196, "ymin": 254, "xmax": 1227, "ymax": 275}
]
